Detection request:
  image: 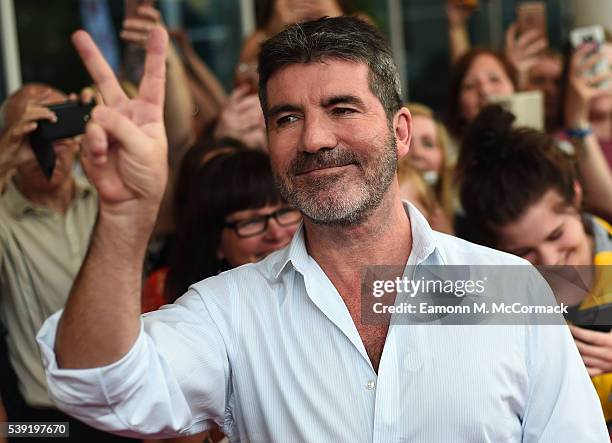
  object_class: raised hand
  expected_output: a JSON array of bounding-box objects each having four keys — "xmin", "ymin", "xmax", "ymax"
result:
[
  {"xmin": 73, "ymin": 27, "xmax": 169, "ymax": 217},
  {"xmin": 565, "ymin": 43, "xmax": 612, "ymax": 128},
  {"xmin": 214, "ymin": 84, "xmax": 266, "ymax": 151},
  {"xmin": 120, "ymin": 4, "xmax": 164, "ymax": 48},
  {"xmin": 446, "ymin": 0, "xmax": 476, "ymax": 28},
  {"xmin": 505, "ymin": 23, "xmax": 548, "ymax": 89}
]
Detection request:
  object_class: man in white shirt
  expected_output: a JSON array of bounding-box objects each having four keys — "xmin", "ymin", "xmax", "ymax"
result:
[{"xmin": 37, "ymin": 17, "xmax": 608, "ymax": 442}]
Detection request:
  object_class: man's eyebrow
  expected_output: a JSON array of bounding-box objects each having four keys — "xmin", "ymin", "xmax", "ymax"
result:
[
  {"xmin": 322, "ymin": 95, "xmax": 365, "ymax": 108},
  {"xmin": 267, "ymin": 104, "xmax": 301, "ymax": 119}
]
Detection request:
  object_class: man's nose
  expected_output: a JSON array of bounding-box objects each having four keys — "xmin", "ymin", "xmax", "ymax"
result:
[{"xmin": 300, "ymin": 114, "xmax": 337, "ymax": 153}]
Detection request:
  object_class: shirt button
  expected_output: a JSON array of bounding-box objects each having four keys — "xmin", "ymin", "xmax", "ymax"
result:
[{"xmin": 365, "ymin": 380, "xmax": 376, "ymax": 390}]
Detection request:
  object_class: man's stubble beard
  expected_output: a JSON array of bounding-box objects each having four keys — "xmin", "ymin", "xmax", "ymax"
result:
[{"xmin": 274, "ymin": 132, "xmax": 398, "ymax": 226}]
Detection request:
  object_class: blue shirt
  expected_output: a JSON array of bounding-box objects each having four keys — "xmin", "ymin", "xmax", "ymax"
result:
[{"xmin": 37, "ymin": 203, "xmax": 608, "ymax": 442}]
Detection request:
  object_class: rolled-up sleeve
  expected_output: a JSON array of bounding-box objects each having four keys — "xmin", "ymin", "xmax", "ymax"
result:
[{"xmin": 36, "ymin": 289, "xmax": 231, "ymax": 439}]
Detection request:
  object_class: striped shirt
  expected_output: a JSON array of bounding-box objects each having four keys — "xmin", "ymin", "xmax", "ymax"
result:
[{"xmin": 37, "ymin": 203, "xmax": 608, "ymax": 442}]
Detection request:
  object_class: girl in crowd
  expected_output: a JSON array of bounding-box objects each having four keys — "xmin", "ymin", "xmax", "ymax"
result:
[
  {"xmin": 445, "ymin": 48, "xmax": 517, "ymax": 143},
  {"xmin": 397, "ymin": 161, "xmax": 453, "ymax": 235},
  {"xmin": 458, "ymin": 105, "xmax": 612, "ymax": 425},
  {"xmin": 143, "ymin": 145, "xmax": 301, "ymax": 308},
  {"xmin": 405, "ymin": 103, "xmax": 454, "ymax": 224}
]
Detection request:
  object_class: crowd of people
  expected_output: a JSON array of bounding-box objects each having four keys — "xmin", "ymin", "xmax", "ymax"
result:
[{"xmin": 0, "ymin": 1, "xmax": 612, "ymax": 442}]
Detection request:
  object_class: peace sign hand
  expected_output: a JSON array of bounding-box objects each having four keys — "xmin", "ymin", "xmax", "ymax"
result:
[{"xmin": 73, "ymin": 27, "xmax": 169, "ymax": 221}]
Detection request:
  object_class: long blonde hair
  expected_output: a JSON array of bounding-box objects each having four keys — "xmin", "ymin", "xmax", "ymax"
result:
[{"xmin": 404, "ymin": 102, "xmax": 454, "ymax": 220}]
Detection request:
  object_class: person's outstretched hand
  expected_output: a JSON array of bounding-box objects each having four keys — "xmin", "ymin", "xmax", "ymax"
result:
[{"xmin": 72, "ymin": 27, "xmax": 169, "ymax": 220}]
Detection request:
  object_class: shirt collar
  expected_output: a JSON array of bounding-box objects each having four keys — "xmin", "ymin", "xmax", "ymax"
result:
[
  {"xmin": 273, "ymin": 200, "xmax": 444, "ymax": 279},
  {"xmin": 404, "ymin": 200, "xmax": 445, "ymax": 265},
  {"xmin": 2, "ymin": 175, "xmax": 94, "ymax": 218}
]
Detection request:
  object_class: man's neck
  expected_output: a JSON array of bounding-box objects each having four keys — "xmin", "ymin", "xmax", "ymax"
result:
[
  {"xmin": 16, "ymin": 176, "xmax": 76, "ymax": 214},
  {"xmin": 304, "ymin": 187, "xmax": 412, "ymax": 286}
]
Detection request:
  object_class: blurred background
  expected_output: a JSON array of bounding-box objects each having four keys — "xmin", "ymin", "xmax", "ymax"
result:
[{"xmin": 0, "ymin": 0, "xmax": 603, "ymax": 113}]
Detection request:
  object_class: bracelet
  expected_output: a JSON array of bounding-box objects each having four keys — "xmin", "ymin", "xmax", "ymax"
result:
[{"xmin": 566, "ymin": 126, "xmax": 593, "ymax": 139}]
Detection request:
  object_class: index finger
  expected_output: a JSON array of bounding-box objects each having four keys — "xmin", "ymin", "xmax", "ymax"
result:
[
  {"xmin": 138, "ymin": 26, "xmax": 168, "ymax": 108},
  {"xmin": 71, "ymin": 30, "xmax": 127, "ymax": 106}
]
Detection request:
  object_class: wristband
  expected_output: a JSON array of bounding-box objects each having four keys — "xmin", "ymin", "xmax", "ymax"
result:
[{"xmin": 566, "ymin": 126, "xmax": 593, "ymax": 139}]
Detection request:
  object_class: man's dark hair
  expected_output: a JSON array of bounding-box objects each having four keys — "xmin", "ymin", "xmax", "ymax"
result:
[{"xmin": 258, "ymin": 16, "xmax": 402, "ymax": 123}]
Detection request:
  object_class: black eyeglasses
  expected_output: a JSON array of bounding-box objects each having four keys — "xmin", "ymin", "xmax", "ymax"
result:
[{"xmin": 224, "ymin": 207, "xmax": 302, "ymax": 238}]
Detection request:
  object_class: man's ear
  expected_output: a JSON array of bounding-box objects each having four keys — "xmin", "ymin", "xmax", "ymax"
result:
[
  {"xmin": 394, "ymin": 107, "xmax": 412, "ymax": 160},
  {"xmin": 573, "ymin": 179, "xmax": 583, "ymax": 208}
]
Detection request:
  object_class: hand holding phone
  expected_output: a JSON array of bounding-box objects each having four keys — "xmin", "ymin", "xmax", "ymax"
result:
[
  {"xmin": 570, "ymin": 26, "xmax": 610, "ymax": 91},
  {"xmin": 0, "ymin": 97, "xmax": 57, "ymax": 177},
  {"xmin": 29, "ymin": 101, "xmax": 95, "ymax": 179},
  {"xmin": 124, "ymin": 0, "xmax": 154, "ymax": 19}
]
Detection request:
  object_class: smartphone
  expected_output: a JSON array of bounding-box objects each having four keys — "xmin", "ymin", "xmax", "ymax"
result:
[
  {"xmin": 488, "ymin": 91, "xmax": 544, "ymax": 131},
  {"xmin": 516, "ymin": 2, "xmax": 547, "ymax": 39},
  {"xmin": 29, "ymin": 101, "xmax": 95, "ymax": 179},
  {"xmin": 570, "ymin": 25, "xmax": 609, "ymax": 90},
  {"xmin": 124, "ymin": 0, "xmax": 154, "ymax": 19},
  {"xmin": 567, "ymin": 304, "xmax": 612, "ymax": 333},
  {"xmin": 570, "ymin": 25, "xmax": 605, "ymax": 48}
]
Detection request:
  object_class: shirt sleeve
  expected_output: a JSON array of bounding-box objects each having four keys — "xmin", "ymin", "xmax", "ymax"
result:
[
  {"xmin": 521, "ymin": 271, "xmax": 609, "ymax": 442},
  {"xmin": 36, "ymin": 289, "xmax": 231, "ymax": 439}
]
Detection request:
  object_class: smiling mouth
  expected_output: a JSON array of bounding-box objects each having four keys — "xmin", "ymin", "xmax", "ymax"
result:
[{"xmin": 296, "ymin": 164, "xmax": 355, "ymax": 176}]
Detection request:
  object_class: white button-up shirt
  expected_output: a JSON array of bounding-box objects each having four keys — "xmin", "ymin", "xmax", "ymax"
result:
[{"xmin": 37, "ymin": 203, "xmax": 608, "ymax": 442}]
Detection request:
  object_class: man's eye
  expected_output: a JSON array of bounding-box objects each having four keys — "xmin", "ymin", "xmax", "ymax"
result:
[
  {"xmin": 331, "ymin": 107, "xmax": 356, "ymax": 116},
  {"xmin": 276, "ymin": 115, "xmax": 299, "ymax": 127}
]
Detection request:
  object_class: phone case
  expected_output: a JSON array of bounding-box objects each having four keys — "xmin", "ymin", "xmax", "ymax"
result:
[{"xmin": 570, "ymin": 26, "xmax": 608, "ymax": 90}]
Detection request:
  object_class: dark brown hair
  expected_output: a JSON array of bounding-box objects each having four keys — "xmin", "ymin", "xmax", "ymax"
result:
[
  {"xmin": 445, "ymin": 48, "xmax": 518, "ymax": 139},
  {"xmin": 458, "ymin": 105, "xmax": 577, "ymax": 247},
  {"xmin": 258, "ymin": 16, "xmax": 401, "ymax": 124},
  {"xmin": 165, "ymin": 147, "xmax": 282, "ymax": 301}
]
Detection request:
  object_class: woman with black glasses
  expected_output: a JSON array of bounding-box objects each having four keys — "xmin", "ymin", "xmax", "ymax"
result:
[{"xmin": 143, "ymin": 145, "xmax": 301, "ymax": 310}]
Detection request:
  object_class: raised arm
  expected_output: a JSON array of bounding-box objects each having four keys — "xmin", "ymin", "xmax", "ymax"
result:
[
  {"xmin": 54, "ymin": 28, "xmax": 169, "ymax": 369},
  {"xmin": 565, "ymin": 45, "xmax": 612, "ymax": 222},
  {"xmin": 120, "ymin": 5, "xmax": 195, "ymax": 169},
  {"xmin": 446, "ymin": 1, "xmax": 474, "ymax": 65}
]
